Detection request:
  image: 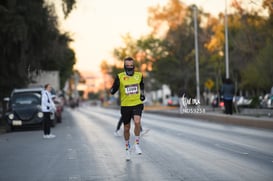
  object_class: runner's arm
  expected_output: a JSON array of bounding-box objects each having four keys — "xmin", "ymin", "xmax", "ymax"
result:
[
  {"xmin": 140, "ymin": 76, "xmax": 145, "ymax": 101},
  {"xmin": 140, "ymin": 76, "xmax": 144, "ymax": 94},
  {"xmin": 110, "ymin": 75, "xmax": 120, "ymax": 95}
]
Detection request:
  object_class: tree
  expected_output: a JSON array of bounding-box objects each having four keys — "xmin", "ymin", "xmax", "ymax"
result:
[
  {"xmin": 109, "ymin": 0, "xmax": 273, "ymax": 98},
  {"xmin": 224, "ymin": 0, "xmax": 271, "ymax": 94},
  {"xmin": 148, "ymin": 0, "xmax": 214, "ymax": 96},
  {"xmin": 0, "ymin": 0, "xmax": 76, "ymax": 99},
  {"xmin": 241, "ymin": 38, "xmax": 273, "ymax": 91},
  {"xmin": 62, "ymin": 0, "xmax": 76, "ymax": 18},
  {"xmin": 204, "ymin": 0, "xmax": 272, "ymax": 95},
  {"xmin": 112, "ymin": 33, "xmax": 170, "ymax": 92}
]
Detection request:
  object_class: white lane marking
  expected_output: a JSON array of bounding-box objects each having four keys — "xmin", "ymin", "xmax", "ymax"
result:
[{"xmin": 215, "ymin": 143, "xmax": 249, "ymax": 155}]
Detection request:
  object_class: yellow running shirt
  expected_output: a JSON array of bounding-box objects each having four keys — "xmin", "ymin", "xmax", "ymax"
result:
[{"xmin": 118, "ymin": 72, "xmax": 143, "ymax": 106}]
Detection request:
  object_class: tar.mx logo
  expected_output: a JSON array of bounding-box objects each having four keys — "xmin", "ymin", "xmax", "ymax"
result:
[
  {"xmin": 180, "ymin": 94, "xmax": 205, "ymax": 114},
  {"xmin": 180, "ymin": 94, "xmax": 201, "ymax": 107}
]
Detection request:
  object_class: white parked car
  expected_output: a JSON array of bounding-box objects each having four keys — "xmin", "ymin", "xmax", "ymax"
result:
[
  {"xmin": 233, "ymin": 96, "xmax": 252, "ymax": 107},
  {"xmin": 260, "ymin": 93, "xmax": 273, "ymax": 109}
]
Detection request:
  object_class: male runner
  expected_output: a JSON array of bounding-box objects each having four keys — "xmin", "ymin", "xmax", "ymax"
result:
[{"xmin": 110, "ymin": 57, "xmax": 145, "ymax": 160}]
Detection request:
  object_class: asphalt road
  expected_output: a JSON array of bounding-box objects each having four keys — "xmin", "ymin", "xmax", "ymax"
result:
[{"xmin": 0, "ymin": 105, "xmax": 273, "ymax": 181}]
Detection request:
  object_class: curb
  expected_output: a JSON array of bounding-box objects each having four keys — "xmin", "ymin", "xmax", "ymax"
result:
[
  {"xmin": 105, "ymin": 105, "xmax": 273, "ymax": 130},
  {"xmin": 144, "ymin": 110, "xmax": 273, "ymax": 130}
]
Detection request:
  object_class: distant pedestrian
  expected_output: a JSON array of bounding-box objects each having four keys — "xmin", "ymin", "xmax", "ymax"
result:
[
  {"xmin": 114, "ymin": 116, "xmax": 123, "ymax": 136},
  {"xmin": 42, "ymin": 84, "xmax": 56, "ymax": 139},
  {"xmin": 221, "ymin": 78, "xmax": 235, "ymax": 115}
]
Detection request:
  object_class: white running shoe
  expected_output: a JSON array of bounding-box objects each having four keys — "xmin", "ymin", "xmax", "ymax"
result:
[
  {"xmin": 126, "ymin": 149, "xmax": 131, "ymax": 161},
  {"xmin": 43, "ymin": 135, "xmax": 49, "ymax": 139},
  {"xmin": 114, "ymin": 130, "xmax": 121, "ymax": 137},
  {"xmin": 48, "ymin": 134, "xmax": 56, "ymax": 138},
  {"xmin": 134, "ymin": 144, "xmax": 142, "ymax": 155}
]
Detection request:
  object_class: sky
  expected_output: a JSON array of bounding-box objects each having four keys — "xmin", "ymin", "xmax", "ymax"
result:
[{"xmin": 56, "ymin": 0, "xmax": 255, "ymax": 74}]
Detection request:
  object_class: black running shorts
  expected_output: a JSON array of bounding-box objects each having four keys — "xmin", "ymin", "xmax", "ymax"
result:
[{"xmin": 121, "ymin": 104, "xmax": 144, "ymax": 125}]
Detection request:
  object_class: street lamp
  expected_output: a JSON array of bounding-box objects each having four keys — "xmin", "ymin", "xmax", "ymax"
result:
[
  {"xmin": 225, "ymin": 0, "xmax": 230, "ymax": 79},
  {"xmin": 193, "ymin": 5, "xmax": 200, "ymax": 101}
]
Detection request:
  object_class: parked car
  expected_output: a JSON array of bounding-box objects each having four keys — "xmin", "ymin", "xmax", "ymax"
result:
[
  {"xmin": 4, "ymin": 87, "xmax": 56, "ymax": 132},
  {"xmin": 5, "ymin": 88, "xmax": 44, "ymax": 132},
  {"xmin": 167, "ymin": 96, "xmax": 180, "ymax": 107},
  {"xmin": 233, "ymin": 96, "xmax": 252, "ymax": 107},
  {"xmin": 211, "ymin": 96, "xmax": 224, "ymax": 108},
  {"xmin": 260, "ymin": 93, "xmax": 273, "ymax": 109},
  {"xmin": 52, "ymin": 96, "xmax": 63, "ymax": 123}
]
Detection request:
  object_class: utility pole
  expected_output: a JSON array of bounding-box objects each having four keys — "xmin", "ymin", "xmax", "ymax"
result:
[
  {"xmin": 225, "ymin": 0, "xmax": 230, "ymax": 79},
  {"xmin": 193, "ymin": 5, "xmax": 200, "ymax": 101}
]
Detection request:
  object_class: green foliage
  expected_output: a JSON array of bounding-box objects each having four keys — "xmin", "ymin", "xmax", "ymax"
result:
[
  {"xmin": 110, "ymin": 1, "xmax": 218, "ymax": 96},
  {"xmin": 148, "ymin": 4, "xmax": 211, "ymax": 96},
  {"xmin": 249, "ymin": 96, "xmax": 260, "ymax": 108},
  {"xmin": 0, "ymin": 0, "xmax": 76, "ymax": 99},
  {"xmin": 241, "ymin": 39, "xmax": 273, "ymax": 90},
  {"xmin": 105, "ymin": 0, "xmax": 272, "ymax": 99},
  {"xmin": 111, "ymin": 34, "xmax": 171, "ymax": 92},
  {"xmin": 149, "ymin": 0, "xmax": 273, "ymax": 96}
]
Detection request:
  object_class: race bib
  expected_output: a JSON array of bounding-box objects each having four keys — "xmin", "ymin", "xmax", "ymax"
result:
[{"xmin": 125, "ymin": 84, "xmax": 138, "ymax": 95}]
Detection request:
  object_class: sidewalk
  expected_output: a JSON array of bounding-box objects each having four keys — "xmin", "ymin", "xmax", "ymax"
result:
[{"xmin": 144, "ymin": 105, "xmax": 273, "ymax": 130}]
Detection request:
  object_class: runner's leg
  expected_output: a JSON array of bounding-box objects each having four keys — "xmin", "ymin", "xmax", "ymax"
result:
[
  {"xmin": 133, "ymin": 115, "xmax": 141, "ymax": 137},
  {"xmin": 116, "ymin": 116, "xmax": 123, "ymax": 131}
]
